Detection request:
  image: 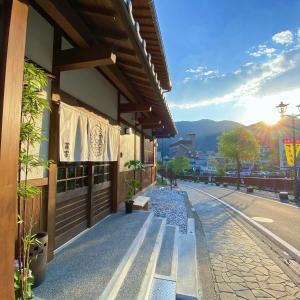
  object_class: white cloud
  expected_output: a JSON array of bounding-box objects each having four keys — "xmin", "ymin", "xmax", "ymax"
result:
[
  {"xmin": 272, "ymin": 30, "xmax": 293, "ymax": 45},
  {"xmin": 184, "ymin": 65, "xmax": 220, "ymax": 83},
  {"xmin": 248, "ymin": 44, "xmax": 276, "ymax": 57},
  {"xmin": 169, "ymin": 47, "xmax": 300, "ymax": 110},
  {"xmin": 185, "ymin": 66, "xmax": 206, "ymax": 73}
]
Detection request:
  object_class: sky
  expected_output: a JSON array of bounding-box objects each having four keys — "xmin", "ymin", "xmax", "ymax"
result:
[{"xmin": 155, "ymin": 0, "xmax": 300, "ymax": 125}]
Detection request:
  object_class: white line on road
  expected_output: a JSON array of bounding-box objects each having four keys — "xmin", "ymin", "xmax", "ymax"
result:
[
  {"xmin": 181, "ymin": 184, "xmax": 300, "ymax": 264},
  {"xmin": 179, "ymin": 180, "xmax": 300, "ymax": 210}
]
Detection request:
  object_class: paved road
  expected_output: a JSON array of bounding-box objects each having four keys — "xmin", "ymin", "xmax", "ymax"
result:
[
  {"xmin": 182, "ymin": 185, "xmax": 300, "ymax": 299},
  {"xmin": 179, "ymin": 180, "xmax": 300, "ymax": 253}
]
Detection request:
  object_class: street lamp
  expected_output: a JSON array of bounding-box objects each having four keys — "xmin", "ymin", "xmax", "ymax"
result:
[{"xmin": 276, "ymin": 102, "xmax": 300, "ymax": 201}]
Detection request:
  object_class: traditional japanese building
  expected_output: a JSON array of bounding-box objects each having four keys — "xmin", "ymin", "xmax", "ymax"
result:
[{"xmin": 0, "ymin": 1, "xmax": 176, "ymax": 297}]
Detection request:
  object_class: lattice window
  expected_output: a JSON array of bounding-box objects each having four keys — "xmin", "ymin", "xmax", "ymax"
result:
[
  {"xmin": 144, "ymin": 138, "xmax": 154, "ymax": 165},
  {"xmin": 57, "ymin": 163, "xmax": 89, "ymax": 193},
  {"xmin": 94, "ymin": 162, "xmax": 111, "ymax": 184}
]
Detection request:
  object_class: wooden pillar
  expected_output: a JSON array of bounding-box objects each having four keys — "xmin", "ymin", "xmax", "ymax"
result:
[
  {"xmin": 47, "ymin": 28, "xmax": 61, "ymax": 261},
  {"xmin": 87, "ymin": 162, "xmax": 94, "ymax": 226},
  {"xmin": 0, "ymin": 1, "xmax": 29, "ymax": 298},
  {"xmin": 141, "ymin": 133, "xmax": 145, "ymax": 187},
  {"xmin": 111, "ymin": 161, "xmax": 119, "ymax": 213}
]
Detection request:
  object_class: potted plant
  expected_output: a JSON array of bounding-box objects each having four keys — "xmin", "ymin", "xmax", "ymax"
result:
[{"xmin": 124, "ymin": 160, "xmax": 144, "ymax": 213}]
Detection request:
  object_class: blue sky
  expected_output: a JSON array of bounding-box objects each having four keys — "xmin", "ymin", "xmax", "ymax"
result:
[{"xmin": 155, "ymin": 0, "xmax": 300, "ymax": 125}]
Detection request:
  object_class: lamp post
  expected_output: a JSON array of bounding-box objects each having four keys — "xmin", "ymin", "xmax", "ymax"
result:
[{"xmin": 276, "ymin": 101, "xmax": 300, "ymax": 201}]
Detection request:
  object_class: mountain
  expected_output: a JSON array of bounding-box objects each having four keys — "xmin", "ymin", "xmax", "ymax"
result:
[
  {"xmin": 158, "ymin": 119, "xmax": 242, "ymax": 155},
  {"xmin": 158, "ymin": 118, "xmax": 300, "ymax": 156}
]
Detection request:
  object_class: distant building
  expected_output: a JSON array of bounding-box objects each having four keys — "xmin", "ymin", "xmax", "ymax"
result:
[{"xmin": 169, "ymin": 133, "xmax": 196, "ymax": 158}]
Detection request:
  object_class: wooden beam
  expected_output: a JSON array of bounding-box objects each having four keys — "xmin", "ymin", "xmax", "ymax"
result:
[
  {"xmin": 138, "ymin": 117, "xmax": 161, "ymax": 125},
  {"xmin": 142, "ymin": 124, "xmax": 164, "ymax": 129},
  {"xmin": 0, "ymin": 1, "xmax": 29, "ymax": 297},
  {"xmin": 55, "ymin": 45, "xmax": 116, "ymax": 71},
  {"xmin": 120, "ymin": 103, "xmax": 152, "ymax": 113},
  {"xmin": 117, "ymin": 57, "xmax": 142, "ymax": 69},
  {"xmin": 74, "ymin": 3, "xmax": 116, "ymax": 18},
  {"xmin": 95, "ymin": 30, "xmax": 128, "ymax": 41}
]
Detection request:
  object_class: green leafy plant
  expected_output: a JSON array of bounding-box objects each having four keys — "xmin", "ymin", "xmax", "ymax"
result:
[
  {"xmin": 124, "ymin": 160, "xmax": 145, "ymax": 202},
  {"xmin": 15, "ymin": 61, "xmax": 50, "ymax": 299},
  {"xmin": 168, "ymin": 156, "xmax": 190, "ymax": 185},
  {"xmin": 218, "ymin": 127, "xmax": 259, "ymax": 190}
]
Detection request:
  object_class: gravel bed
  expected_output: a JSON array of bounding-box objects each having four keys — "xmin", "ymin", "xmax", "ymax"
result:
[{"xmin": 145, "ymin": 186, "xmax": 188, "ymax": 233}]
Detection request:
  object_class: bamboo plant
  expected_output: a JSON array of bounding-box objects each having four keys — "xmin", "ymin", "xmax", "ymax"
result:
[{"xmin": 15, "ymin": 61, "xmax": 50, "ymax": 299}]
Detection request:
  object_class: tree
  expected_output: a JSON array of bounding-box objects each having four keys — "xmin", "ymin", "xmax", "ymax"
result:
[
  {"xmin": 168, "ymin": 156, "xmax": 190, "ymax": 185},
  {"xmin": 218, "ymin": 127, "xmax": 259, "ymax": 189},
  {"xmin": 208, "ymin": 156, "xmax": 226, "ymax": 176}
]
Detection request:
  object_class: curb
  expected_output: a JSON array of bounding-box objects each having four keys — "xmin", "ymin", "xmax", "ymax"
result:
[{"xmin": 182, "ymin": 184, "xmax": 300, "ymax": 265}]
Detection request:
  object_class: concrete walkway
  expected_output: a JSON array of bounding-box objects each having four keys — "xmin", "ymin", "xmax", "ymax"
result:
[
  {"xmin": 182, "ymin": 186, "xmax": 300, "ymax": 300},
  {"xmin": 34, "ymin": 211, "xmax": 151, "ymax": 299}
]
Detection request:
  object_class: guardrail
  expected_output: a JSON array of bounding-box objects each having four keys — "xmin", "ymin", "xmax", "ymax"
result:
[{"xmin": 179, "ymin": 175, "xmax": 294, "ymax": 193}]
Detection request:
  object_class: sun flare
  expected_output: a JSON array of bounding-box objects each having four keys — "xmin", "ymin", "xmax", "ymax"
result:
[{"xmin": 263, "ymin": 114, "xmax": 279, "ymax": 126}]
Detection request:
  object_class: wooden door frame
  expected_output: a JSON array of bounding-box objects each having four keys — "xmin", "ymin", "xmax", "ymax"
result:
[{"xmin": 0, "ymin": 1, "xmax": 29, "ymax": 298}]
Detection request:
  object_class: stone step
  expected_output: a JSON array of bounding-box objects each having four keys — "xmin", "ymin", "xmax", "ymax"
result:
[
  {"xmin": 149, "ymin": 225, "xmax": 179, "ymax": 300},
  {"xmin": 176, "ymin": 218, "xmax": 199, "ymax": 299},
  {"xmin": 115, "ymin": 217, "xmax": 166, "ymax": 300}
]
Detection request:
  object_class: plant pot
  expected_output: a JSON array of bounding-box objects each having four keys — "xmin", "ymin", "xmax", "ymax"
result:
[
  {"xmin": 29, "ymin": 232, "xmax": 48, "ymax": 287},
  {"xmin": 125, "ymin": 200, "xmax": 134, "ymax": 214}
]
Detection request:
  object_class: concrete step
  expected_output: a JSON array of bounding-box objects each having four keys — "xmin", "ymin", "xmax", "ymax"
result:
[
  {"xmin": 115, "ymin": 217, "xmax": 166, "ymax": 300},
  {"xmin": 149, "ymin": 225, "xmax": 179, "ymax": 300},
  {"xmin": 176, "ymin": 218, "xmax": 199, "ymax": 300},
  {"xmin": 155, "ymin": 225, "xmax": 179, "ymax": 280}
]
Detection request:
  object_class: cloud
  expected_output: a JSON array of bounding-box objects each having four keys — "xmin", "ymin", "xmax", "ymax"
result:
[
  {"xmin": 248, "ymin": 44, "xmax": 276, "ymax": 57},
  {"xmin": 272, "ymin": 30, "xmax": 293, "ymax": 45},
  {"xmin": 183, "ymin": 65, "xmax": 221, "ymax": 83},
  {"xmin": 169, "ymin": 46, "xmax": 300, "ymax": 110}
]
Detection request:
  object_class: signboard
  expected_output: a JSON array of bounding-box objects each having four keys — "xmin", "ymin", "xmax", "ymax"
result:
[{"xmin": 283, "ymin": 138, "xmax": 300, "ymax": 167}]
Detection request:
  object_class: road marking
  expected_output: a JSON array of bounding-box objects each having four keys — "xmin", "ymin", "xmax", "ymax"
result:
[
  {"xmin": 252, "ymin": 217, "xmax": 274, "ymax": 223},
  {"xmin": 181, "ymin": 184, "xmax": 300, "ymax": 264},
  {"xmin": 180, "ymin": 180, "xmax": 300, "ymax": 210}
]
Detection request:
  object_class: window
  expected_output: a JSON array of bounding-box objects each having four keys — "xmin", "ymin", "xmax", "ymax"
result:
[
  {"xmin": 144, "ymin": 138, "xmax": 154, "ymax": 165},
  {"xmin": 57, "ymin": 163, "xmax": 88, "ymax": 193}
]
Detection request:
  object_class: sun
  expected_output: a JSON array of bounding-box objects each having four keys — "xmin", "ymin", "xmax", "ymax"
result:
[{"xmin": 263, "ymin": 113, "xmax": 279, "ymax": 126}]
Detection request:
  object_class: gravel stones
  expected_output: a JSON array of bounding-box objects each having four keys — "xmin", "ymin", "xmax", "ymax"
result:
[{"xmin": 146, "ymin": 187, "xmax": 188, "ymax": 233}]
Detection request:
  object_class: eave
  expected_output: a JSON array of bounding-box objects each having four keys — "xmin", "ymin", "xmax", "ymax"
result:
[{"xmin": 33, "ymin": 0, "xmax": 176, "ymax": 137}]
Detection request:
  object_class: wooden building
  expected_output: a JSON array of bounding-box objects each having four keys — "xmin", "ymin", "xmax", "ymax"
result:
[{"xmin": 0, "ymin": 0, "xmax": 176, "ymax": 298}]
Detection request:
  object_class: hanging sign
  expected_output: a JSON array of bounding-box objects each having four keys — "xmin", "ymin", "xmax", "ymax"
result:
[
  {"xmin": 296, "ymin": 138, "xmax": 300, "ymax": 157},
  {"xmin": 283, "ymin": 138, "xmax": 294, "ymax": 167},
  {"xmin": 59, "ymin": 102, "xmax": 120, "ymax": 162}
]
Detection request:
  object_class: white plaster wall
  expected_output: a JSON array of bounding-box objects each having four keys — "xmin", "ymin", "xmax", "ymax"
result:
[
  {"xmin": 119, "ymin": 124, "xmax": 135, "ymax": 172},
  {"xmin": 60, "ymin": 68, "xmax": 118, "ymax": 120},
  {"xmin": 60, "ymin": 38, "xmax": 118, "ymax": 120},
  {"xmin": 135, "ymin": 132, "xmax": 141, "ymax": 161},
  {"xmin": 25, "ymin": 7, "xmax": 53, "ymax": 179},
  {"xmin": 25, "ymin": 7, "xmax": 54, "ymax": 71}
]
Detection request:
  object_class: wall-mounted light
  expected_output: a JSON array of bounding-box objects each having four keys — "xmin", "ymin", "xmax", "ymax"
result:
[{"xmin": 124, "ymin": 127, "xmax": 132, "ymax": 135}]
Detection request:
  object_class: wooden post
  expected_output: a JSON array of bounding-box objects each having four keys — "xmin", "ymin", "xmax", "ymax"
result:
[
  {"xmin": 47, "ymin": 28, "xmax": 61, "ymax": 260},
  {"xmin": 0, "ymin": 1, "xmax": 29, "ymax": 298},
  {"xmin": 87, "ymin": 162, "xmax": 94, "ymax": 226},
  {"xmin": 111, "ymin": 161, "xmax": 119, "ymax": 213}
]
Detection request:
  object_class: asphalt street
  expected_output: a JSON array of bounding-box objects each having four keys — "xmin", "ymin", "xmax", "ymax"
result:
[{"xmin": 179, "ymin": 180, "xmax": 300, "ymax": 252}]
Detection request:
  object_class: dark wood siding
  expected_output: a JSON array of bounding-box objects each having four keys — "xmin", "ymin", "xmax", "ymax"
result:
[{"xmin": 55, "ymin": 162, "xmax": 112, "ymax": 248}]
